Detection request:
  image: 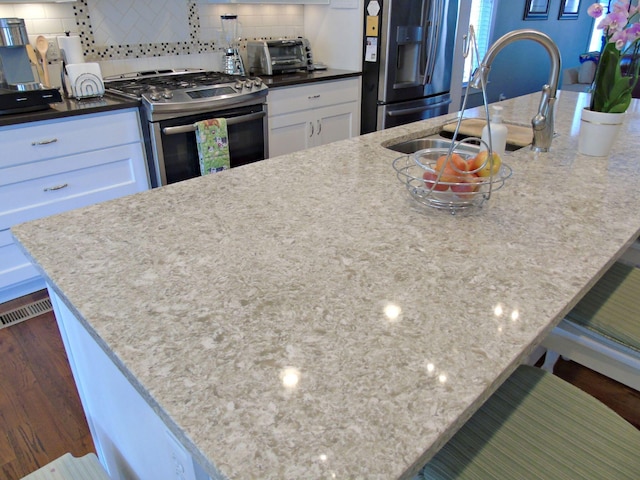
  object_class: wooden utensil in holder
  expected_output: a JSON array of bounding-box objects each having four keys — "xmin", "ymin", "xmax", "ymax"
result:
[{"xmin": 35, "ymin": 35, "xmax": 50, "ymax": 88}]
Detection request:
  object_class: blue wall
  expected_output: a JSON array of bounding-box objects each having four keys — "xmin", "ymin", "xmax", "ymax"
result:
[{"xmin": 480, "ymin": 0, "xmax": 597, "ymax": 103}]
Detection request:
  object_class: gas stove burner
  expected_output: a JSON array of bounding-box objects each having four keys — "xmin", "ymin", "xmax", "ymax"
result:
[
  {"xmin": 104, "ymin": 69, "xmax": 256, "ymax": 96},
  {"xmin": 103, "ymin": 69, "xmax": 268, "ymax": 121}
]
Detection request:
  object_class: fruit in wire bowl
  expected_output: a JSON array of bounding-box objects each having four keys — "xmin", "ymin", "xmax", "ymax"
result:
[{"xmin": 392, "ymin": 147, "xmax": 512, "ymax": 212}]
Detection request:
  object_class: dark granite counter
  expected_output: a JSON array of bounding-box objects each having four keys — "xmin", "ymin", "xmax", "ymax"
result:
[
  {"xmin": 0, "ymin": 70, "xmax": 360, "ymax": 127},
  {"xmin": 258, "ymin": 68, "xmax": 361, "ymax": 89},
  {"xmin": 0, "ymin": 93, "xmax": 140, "ymax": 127}
]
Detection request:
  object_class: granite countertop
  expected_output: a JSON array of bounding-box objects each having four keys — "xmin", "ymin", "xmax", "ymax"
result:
[
  {"xmin": 11, "ymin": 91, "xmax": 640, "ymax": 479},
  {"xmin": 258, "ymin": 68, "xmax": 361, "ymax": 89},
  {"xmin": 0, "ymin": 93, "xmax": 140, "ymax": 127}
]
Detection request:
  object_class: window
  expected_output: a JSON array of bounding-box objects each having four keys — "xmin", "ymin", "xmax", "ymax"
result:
[
  {"xmin": 463, "ymin": 0, "xmax": 495, "ymax": 82},
  {"xmin": 587, "ymin": 1, "xmax": 608, "ymax": 52}
]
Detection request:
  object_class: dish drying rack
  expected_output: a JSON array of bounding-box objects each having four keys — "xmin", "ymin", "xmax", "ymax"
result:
[{"xmin": 393, "ymin": 26, "xmax": 512, "ymax": 214}]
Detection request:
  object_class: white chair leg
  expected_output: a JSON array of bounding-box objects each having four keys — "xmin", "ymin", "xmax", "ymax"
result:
[{"xmin": 541, "ymin": 350, "xmax": 560, "ymax": 373}]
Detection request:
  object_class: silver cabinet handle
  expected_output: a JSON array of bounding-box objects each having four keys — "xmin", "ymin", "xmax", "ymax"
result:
[
  {"xmin": 308, "ymin": 94, "xmax": 320, "ymax": 99},
  {"xmin": 309, "ymin": 121, "xmax": 314, "ymax": 137},
  {"xmin": 32, "ymin": 138, "xmax": 58, "ymax": 146},
  {"xmin": 43, "ymin": 183, "xmax": 68, "ymax": 192},
  {"xmin": 317, "ymin": 120, "xmax": 321, "ymax": 136}
]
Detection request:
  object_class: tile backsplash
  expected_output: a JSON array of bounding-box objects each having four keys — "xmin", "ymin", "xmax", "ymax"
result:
[{"xmin": 0, "ymin": 0, "xmax": 304, "ymax": 77}]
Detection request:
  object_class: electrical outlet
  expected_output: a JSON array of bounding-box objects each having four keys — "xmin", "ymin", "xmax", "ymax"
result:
[
  {"xmin": 44, "ymin": 35, "xmax": 61, "ymax": 62},
  {"xmin": 165, "ymin": 430, "xmax": 196, "ymax": 480}
]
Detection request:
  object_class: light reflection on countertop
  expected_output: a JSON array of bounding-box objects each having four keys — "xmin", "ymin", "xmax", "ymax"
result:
[
  {"xmin": 280, "ymin": 366, "xmax": 301, "ymax": 390},
  {"xmin": 384, "ymin": 302, "xmax": 402, "ymax": 322}
]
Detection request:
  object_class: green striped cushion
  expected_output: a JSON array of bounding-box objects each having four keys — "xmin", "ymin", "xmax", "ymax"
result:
[
  {"xmin": 567, "ymin": 262, "xmax": 640, "ymax": 352},
  {"xmin": 416, "ymin": 365, "xmax": 640, "ymax": 479}
]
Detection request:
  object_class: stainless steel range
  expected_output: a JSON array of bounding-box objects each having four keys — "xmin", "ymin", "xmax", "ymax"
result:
[{"xmin": 104, "ymin": 69, "xmax": 269, "ymax": 187}]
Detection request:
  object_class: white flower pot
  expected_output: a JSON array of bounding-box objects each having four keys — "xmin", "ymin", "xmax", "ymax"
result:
[{"xmin": 578, "ymin": 108, "xmax": 626, "ymax": 157}]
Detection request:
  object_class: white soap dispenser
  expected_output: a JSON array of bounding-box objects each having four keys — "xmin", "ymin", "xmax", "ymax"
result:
[{"xmin": 480, "ymin": 105, "xmax": 508, "ymax": 158}]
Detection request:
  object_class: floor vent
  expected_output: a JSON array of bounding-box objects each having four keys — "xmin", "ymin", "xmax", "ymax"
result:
[{"xmin": 0, "ymin": 298, "xmax": 53, "ymax": 329}]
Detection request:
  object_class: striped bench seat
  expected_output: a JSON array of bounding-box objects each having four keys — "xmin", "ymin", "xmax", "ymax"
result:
[
  {"xmin": 542, "ymin": 261, "xmax": 640, "ymax": 390},
  {"xmin": 414, "ymin": 365, "xmax": 640, "ymax": 479}
]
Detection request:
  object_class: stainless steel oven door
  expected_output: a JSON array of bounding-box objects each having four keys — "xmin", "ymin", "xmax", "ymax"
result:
[{"xmin": 148, "ymin": 102, "xmax": 268, "ymax": 187}]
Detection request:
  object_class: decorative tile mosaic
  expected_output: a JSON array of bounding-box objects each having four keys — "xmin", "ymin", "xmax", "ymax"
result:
[
  {"xmin": 2, "ymin": 0, "xmax": 304, "ymax": 65},
  {"xmin": 71, "ymin": 0, "xmax": 303, "ymax": 62},
  {"xmin": 75, "ymin": 0, "xmax": 204, "ymax": 61},
  {"xmin": 87, "ymin": 0, "xmax": 190, "ymax": 45}
]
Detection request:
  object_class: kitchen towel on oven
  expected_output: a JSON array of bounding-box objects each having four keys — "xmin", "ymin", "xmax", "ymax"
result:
[{"xmin": 195, "ymin": 118, "xmax": 231, "ymax": 175}]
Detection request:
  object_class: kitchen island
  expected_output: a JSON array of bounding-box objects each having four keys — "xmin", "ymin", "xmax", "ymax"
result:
[{"xmin": 11, "ymin": 91, "xmax": 640, "ymax": 480}]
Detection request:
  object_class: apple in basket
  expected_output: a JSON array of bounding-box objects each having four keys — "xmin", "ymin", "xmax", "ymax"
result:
[
  {"xmin": 423, "ymin": 153, "xmax": 479, "ymax": 195},
  {"xmin": 469, "ymin": 150, "xmax": 502, "ymax": 177},
  {"xmin": 451, "ymin": 175, "xmax": 481, "ymax": 197},
  {"xmin": 422, "ymin": 170, "xmax": 448, "ymax": 191},
  {"xmin": 435, "ymin": 153, "xmax": 472, "ymax": 173}
]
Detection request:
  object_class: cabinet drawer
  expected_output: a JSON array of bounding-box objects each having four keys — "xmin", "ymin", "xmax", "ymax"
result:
[
  {"xmin": 0, "ymin": 229, "xmax": 39, "ymax": 291},
  {"xmin": 0, "ymin": 109, "xmax": 143, "ymax": 168},
  {"xmin": 268, "ymin": 78, "xmax": 360, "ymax": 116},
  {"xmin": 0, "ymin": 143, "xmax": 148, "ymax": 230}
]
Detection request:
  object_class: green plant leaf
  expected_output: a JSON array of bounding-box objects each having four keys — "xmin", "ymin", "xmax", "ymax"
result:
[{"xmin": 591, "ymin": 42, "xmax": 637, "ymax": 113}]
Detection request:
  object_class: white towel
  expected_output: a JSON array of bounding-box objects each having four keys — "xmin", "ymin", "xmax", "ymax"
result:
[{"xmin": 195, "ymin": 118, "xmax": 231, "ymax": 175}]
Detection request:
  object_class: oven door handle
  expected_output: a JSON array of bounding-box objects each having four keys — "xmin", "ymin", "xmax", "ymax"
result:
[{"xmin": 161, "ymin": 111, "xmax": 266, "ymax": 135}]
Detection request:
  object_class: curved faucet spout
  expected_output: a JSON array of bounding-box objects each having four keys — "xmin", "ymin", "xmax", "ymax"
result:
[{"xmin": 470, "ymin": 29, "xmax": 562, "ymax": 152}]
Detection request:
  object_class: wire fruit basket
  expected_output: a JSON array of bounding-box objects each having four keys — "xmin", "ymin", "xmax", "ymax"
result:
[
  {"xmin": 393, "ymin": 146, "xmax": 512, "ymax": 213},
  {"xmin": 392, "ymin": 25, "xmax": 513, "ymax": 214}
]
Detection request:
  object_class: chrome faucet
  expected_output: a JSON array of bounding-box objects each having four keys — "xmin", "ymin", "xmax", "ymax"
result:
[{"xmin": 470, "ymin": 29, "xmax": 561, "ymax": 152}]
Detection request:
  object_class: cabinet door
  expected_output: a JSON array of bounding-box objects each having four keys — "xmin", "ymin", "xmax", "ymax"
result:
[
  {"xmin": 315, "ymin": 102, "xmax": 359, "ymax": 147},
  {"xmin": 0, "ymin": 229, "xmax": 41, "ymax": 303},
  {"xmin": 268, "ymin": 110, "xmax": 314, "ymax": 158},
  {"xmin": 268, "ymin": 77, "xmax": 361, "ymax": 157}
]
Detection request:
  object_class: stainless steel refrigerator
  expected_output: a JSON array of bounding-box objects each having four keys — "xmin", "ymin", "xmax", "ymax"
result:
[{"xmin": 361, "ymin": 0, "xmax": 458, "ymax": 133}]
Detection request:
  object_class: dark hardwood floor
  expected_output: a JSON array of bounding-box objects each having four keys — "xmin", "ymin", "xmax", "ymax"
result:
[
  {"xmin": 0, "ymin": 291, "xmax": 639, "ymax": 479},
  {"xmin": 0, "ymin": 291, "xmax": 94, "ymax": 480},
  {"xmin": 552, "ymin": 356, "xmax": 640, "ymax": 430}
]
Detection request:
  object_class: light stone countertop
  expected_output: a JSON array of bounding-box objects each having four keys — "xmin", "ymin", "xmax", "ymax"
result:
[{"xmin": 12, "ymin": 90, "xmax": 640, "ymax": 479}]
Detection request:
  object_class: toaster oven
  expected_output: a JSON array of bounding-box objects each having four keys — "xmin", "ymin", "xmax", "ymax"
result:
[{"xmin": 246, "ymin": 39, "xmax": 313, "ymax": 75}]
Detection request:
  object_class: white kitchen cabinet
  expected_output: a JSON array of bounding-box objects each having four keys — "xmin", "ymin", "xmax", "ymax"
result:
[
  {"xmin": 267, "ymin": 77, "xmax": 361, "ymax": 158},
  {"xmin": 0, "ymin": 108, "xmax": 150, "ymax": 304}
]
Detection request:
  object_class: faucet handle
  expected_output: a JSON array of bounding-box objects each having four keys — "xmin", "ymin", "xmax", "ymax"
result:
[
  {"xmin": 533, "ymin": 84, "xmax": 551, "ymax": 131},
  {"xmin": 531, "ymin": 84, "xmax": 556, "ymax": 152}
]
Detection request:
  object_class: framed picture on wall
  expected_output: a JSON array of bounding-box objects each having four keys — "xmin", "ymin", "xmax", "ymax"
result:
[
  {"xmin": 524, "ymin": 0, "xmax": 550, "ymax": 20},
  {"xmin": 559, "ymin": 0, "xmax": 581, "ymax": 19}
]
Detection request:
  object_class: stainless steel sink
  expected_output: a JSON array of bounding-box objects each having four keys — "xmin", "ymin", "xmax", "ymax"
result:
[
  {"xmin": 384, "ymin": 136, "xmax": 479, "ymax": 154},
  {"xmin": 438, "ymin": 130, "xmax": 524, "ymax": 152},
  {"xmin": 385, "ymin": 132, "xmax": 526, "ymax": 154}
]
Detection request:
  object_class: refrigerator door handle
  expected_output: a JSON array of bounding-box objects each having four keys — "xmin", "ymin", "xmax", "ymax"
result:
[
  {"xmin": 423, "ymin": 0, "xmax": 442, "ymax": 86},
  {"xmin": 386, "ymin": 98, "xmax": 451, "ymax": 117}
]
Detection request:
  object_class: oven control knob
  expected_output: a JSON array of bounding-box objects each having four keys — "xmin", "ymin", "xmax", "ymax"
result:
[
  {"xmin": 234, "ymin": 81, "xmax": 243, "ymax": 91},
  {"xmin": 149, "ymin": 88, "xmax": 162, "ymax": 101},
  {"xmin": 162, "ymin": 89, "xmax": 173, "ymax": 99},
  {"xmin": 243, "ymin": 80, "xmax": 252, "ymax": 89},
  {"xmin": 253, "ymin": 78, "xmax": 263, "ymax": 88}
]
